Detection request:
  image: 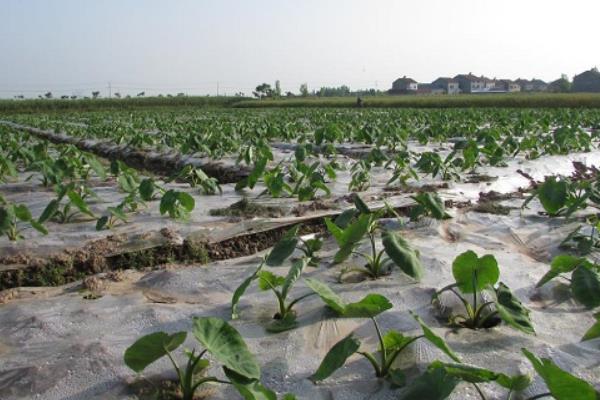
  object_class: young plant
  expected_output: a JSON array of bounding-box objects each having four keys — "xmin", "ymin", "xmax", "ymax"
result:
[
  {"xmin": 409, "ymin": 192, "xmax": 451, "ymax": 221},
  {"xmin": 433, "ymin": 251, "xmax": 534, "ymax": 334},
  {"xmin": 0, "ymin": 203, "xmax": 47, "ymax": 241},
  {"xmin": 160, "ymin": 190, "xmax": 195, "ymax": 219},
  {"xmin": 521, "ymin": 175, "xmax": 593, "ymax": 217},
  {"xmin": 310, "ymin": 307, "xmax": 460, "ymax": 387},
  {"xmin": 349, "ymin": 160, "xmax": 371, "ymax": 192},
  {"xmin": 39, "ymin": 188, "xmax": 96, "ymax": 224},
  {"xmin": 231, "ymin": 225, "xmax": 317, "ymax": 332},
  {"xmin": 124, "ymin": 317, "xmax": 284, "ymax": 400},
  {"xmin": 168, "ymin": 165, "xmax": 222, "ymax": 195},
  {"xmin": 535, "ymin": 255, "xmax": 600, "ymax": 309},
  {"xmin": 96, "ymin": 205, "xmax": 128, "ymax": 230},
  {"xmin": 327, "ymin": 198, "xmax": 424, "ymax": 281},
  {"xmin": 402, "ymin": 360, "xmax": 532, "ymax": 400},
  {"xmin": 297, "ymin": 235, "xmax": 323, "ymax": 267}
]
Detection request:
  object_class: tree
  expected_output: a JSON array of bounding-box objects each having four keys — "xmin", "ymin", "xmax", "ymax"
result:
[
  {"xmin": 274, "ymin": 80, "xmax": 282, "ymax": 98},
  {"xmin": 92, "ymin": 91, "xmax": 100, "ymax": 99},
  {"xmin": 253, "ymin": 83, "xmax": 272, "ymax": 99},
  {"xmin": 299, "ymin": 83, "xmax": 309, "ymax": 97},
  {"xmin": 548, "ymin": 74, "xmax": 571, "ymax": 93},
  {"xmin": 114, "ymin": 92, "xmax": 121, "ymax": 99},
  {"xmin": 137, "ymin": 91, "xmax": 145, "ymax": 97},
  {"xmin": 44, "ymin": 92, "xmax": 53, "ymax": 99}
]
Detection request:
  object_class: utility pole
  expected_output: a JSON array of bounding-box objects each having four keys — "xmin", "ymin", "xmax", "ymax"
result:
[
  {"xmin": 216, "ymin": 81, "xmax": 219, "ymax": 96},
  {"xmin": 108, "ymin": 82, "xmax": 112, "ymax": 99}
]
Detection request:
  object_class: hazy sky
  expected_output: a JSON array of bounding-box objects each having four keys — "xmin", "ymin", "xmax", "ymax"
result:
[{"xmin": 1, "ymin": 0, "xmax": 598, "ymax": 98}]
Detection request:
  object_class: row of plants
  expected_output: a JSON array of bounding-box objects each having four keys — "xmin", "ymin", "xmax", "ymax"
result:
[{"xmin": 124, "ymin": 212, "xmax": 596, "ymax": 399}]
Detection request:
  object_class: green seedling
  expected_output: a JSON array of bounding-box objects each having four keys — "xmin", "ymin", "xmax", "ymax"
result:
[
  {"xmin": 231, "ymin": 225, "xmax": 319, "ymax": 332},
  {"xmin": 536, "ymin": 255, "xmax": 600, "ymax": 309},
  {"xmin": 40, "ymin": 187, "xmax": 96, "ymax": 224},
  {"xmin": 168, "ymin": 165, "xmax": 222, "ymax": 195},
  {"xmin": 433, "ymin": 251, "xmax": 534, "ymax": 334},
  {"xmin": 124, "ymin": 317, "xmax": 291, "ymax": 400},
  {"xmin": 159, "ymin": 190, "xmax": 195, "ymax": 219},
  {"xmin": 409, "ymin": 192, "xmax": 451, "ymax": 221},
  {"xmin": 327, "ymin": 197, "xmax": 424, "ymax": 281},
  {"xmin": 310, "ymin": 308, "xmax": 460, "ymax": 387},
  {"xmin": 96, "ymin": 205, "xmax": 128, "ymax": 230},
  {"xmin": 0, "ymin": 203, "xmax": 47, "ymax": 241}
]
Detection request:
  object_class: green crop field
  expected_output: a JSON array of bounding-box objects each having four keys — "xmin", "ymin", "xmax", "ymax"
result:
[{"xmin": 2, "ymin": 106, "xmax": 600, "ymax": 399}]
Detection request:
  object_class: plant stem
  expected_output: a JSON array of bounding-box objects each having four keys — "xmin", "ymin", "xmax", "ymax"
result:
[
  {"xmin": 371, "ymin": 317, "xmax": 387, "ymax": 372},
  {"xmin": 357, "ymin": 351, "xmax": 381, "ymax": 377},
  {"xmin": 472, "ymin": 382, "xmax": 487, "ymax": 400}
]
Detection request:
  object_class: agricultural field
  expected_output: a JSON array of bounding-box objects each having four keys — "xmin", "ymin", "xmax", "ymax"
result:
[{"xmin": 1, "ymin": 107, "xmax": 600, "ymax": 399}]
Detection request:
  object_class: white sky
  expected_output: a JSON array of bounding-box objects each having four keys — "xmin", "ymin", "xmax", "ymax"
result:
[{"xmin": 1, "ymin": 0, "xmax": 598, "ymax": 97}]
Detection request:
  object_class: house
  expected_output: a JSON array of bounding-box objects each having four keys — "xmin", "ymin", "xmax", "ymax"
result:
[
  {"xmin": 416, "ymin": 83, "xmax": 444, "ymax": 95},
  {"xmin": 572, "ymin": 68, "xmax": 600, "ymax": 92},
  {"xmin": 390, "ymin": 76, "xmax": 418, "ymax": 94},
  {"xmin": 495, "ymin": 79, "xmax": 521, "ymax": 92},
  {"xmin": 516, "ymin": 78, "xmax": 548, "ymax": 92},
  {"xmin": 547, "ymin": 77, "xmax": 571, "ymax": 93},
  {"xmin": 431, "ymin": 77, "xmax": 460, "ymax": 95},
  {"xmin": 453, "ymin": 73, "xmax": 495, "ymax": 93}
]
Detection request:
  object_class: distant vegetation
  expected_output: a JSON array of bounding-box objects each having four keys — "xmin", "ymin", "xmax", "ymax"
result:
[
  {"xmin": 4, "ymin": 92, "xmax": 600, "ymax": 113},
  {"xmin": 235, "ymin": 93, "xmax": 600, "ymax": 108},
  {"xmin": 0, "ymin": 95, "xmax": 249, "ymax": 114}
]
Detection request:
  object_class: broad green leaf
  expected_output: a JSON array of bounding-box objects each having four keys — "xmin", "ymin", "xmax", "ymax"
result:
[
  {"xmin": 85, "ymin": 155, "xmax": 107, "ymax": 180},
  {"xmin": 39, "ymin": 199, "xmax": 59, "ymax": 223},
  {"xmin": 382, "ymin": 231, "xmax": 424, "ymax": 281},
  {"xmin": 67, "ymin": 190, "xmax": 95, "ymax": 218},
  {"xmin": 223, "ymin": 367, "xmax": 277, "ymax": 400},
  {"xmin": 495, "ymin": 282, "xmax": 535, "ymax": 334},
  {"xmin": 305, "ymin": 278, "xmax": 392, "ymax": 318},
  {"xmin": 341, "ymin": 213, "xmax": 372, "ymax": 246},
  {"xmin": 177, "ymin": 192, "xmax": 195, "ymax": 211},
  {"xmin": 538, "ymin": 177, "xmax": 568, "ymax": 215},
  {"xmin": 382, "ymin": 330, "xmax": 414, "ymax": 353},
  {"xmin": 571, "ymin": 264, "xmax": 600, "ymax": 308},
  {"xmin": 537, "ymin": 255, "xmax": 584, "ymax": 288},
  {"xmin": 29, "ymin": 220, "xmax": 48, "ymax": 235},
  {"xmin": 266, "ymin": 225, "xmax": 300, "ymax": 266},
  {"xmin": 353, "ymin": 195, "xmax": 371, "ymax": 214},
  {"xmin": 232, "ymin": 264, "xmax": 263, "ymax": 319},
  {"xmin": 452, "ymin": 250, "xmax": 499, "ymax": 294},
  {"xmin": 139, "ymin": 178, "xmax": 155, "ymax": 200},
  {"xmin": 304, "ymin": 277, "xmax": 346, "ymax": 315},
  {"xmin": 13, "ymin": 204, "xmax": 32, "ymax": 221},
  {"xmin": 400, "ymin": 365, "xmax": 459, "ymax": 400},
  {"xmin": 96, "ymin": 216, "xmax": 109, "ymax": 231},
  {"xmin": 411, "ymin": 312, "xmax": 461, "ymax": 362},
  {"xmin": 325, "ymin": 217, "xmax": 344, "ymax": 245},
  {"xmin": 411, "ymin": 193, "xmax": 450, "ymax": 220},
  {"xmin": 281, "ymin": 258, "xmax": 307, "ymax": 299},
  {"xmin": 343, "ymin": 294, "xmax": 393, "ymax": 318},
  {"xmin": 433, "ymin": 361, "xmax": 497, "ymax": 383},
  {"xmin": 257, "ymin": 271, "xmax": 286, "ymax": 291},
  {"xmin": 582, "ymin": 313, "xmax": 600, "ymax": 341},
  {"xmin": 123, "ymin": 331, "xmax": 187, "ymax": 373},
  {"xmin": 159, "ymin": 190, "xmax": 176, "ymax": 215},
  {"xmin": 522, "ymin": 348, "xmax": 599, "ymax": 400},
  {"xmin": 309, "ymin": 334, "xmax": 360, "ymax": 382},
  {"xmin": 333, "ymin": 243, "xmax": 354, "ymax": 264},
  {"xmin": 192, "ymin": 317, "xmax": 260, "ymax": 380},
  {"xmin": 334, "ymin": 209, "xmax": 357, "ymax": 229}
]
